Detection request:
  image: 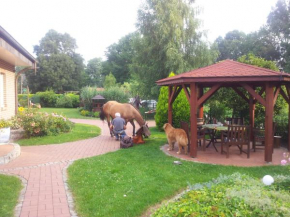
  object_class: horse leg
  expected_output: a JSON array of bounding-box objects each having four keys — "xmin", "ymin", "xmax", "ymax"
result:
[
  {"xmin": 130, "ymin": 120, "xmax": 135, "ymax": 136},
  {"xmin": 107, "ymin": 115, "xmax": 114, "ymax": 137}
]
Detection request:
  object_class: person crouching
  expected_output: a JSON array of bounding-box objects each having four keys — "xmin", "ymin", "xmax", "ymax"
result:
[{"xmin": 110, "ymin": 112, "xmax": 127, "ymax": 140}]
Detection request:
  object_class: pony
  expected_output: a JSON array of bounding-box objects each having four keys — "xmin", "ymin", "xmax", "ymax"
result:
[{"xmin": 99, "ymin": 101, "xmax": 151, "ymax": 137}]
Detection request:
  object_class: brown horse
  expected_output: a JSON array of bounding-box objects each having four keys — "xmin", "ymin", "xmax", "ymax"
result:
[{"xmin": 99, "ymin": 101, "xmax": 151, "ymax": 137}]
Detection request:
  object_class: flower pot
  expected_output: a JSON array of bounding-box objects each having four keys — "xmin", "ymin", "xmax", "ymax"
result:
[{"xmin": 0, "ymin": 127, "xmax": 10, "ymax": 143}]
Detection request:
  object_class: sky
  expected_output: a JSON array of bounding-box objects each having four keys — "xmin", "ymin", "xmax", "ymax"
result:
[{"xmin": 0, "ymin": 0, "xmax": 278, "ymax": 63}]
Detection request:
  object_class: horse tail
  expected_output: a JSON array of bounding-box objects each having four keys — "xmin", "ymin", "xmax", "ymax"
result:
[{"xmin": 99, "ymin": 107, "xmax": 106, "ymax": 121}]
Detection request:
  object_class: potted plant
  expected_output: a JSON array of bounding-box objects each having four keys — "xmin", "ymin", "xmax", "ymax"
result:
[{"xmin": 0, "ymin": 119, "xmax": 12, "ymax": 143}]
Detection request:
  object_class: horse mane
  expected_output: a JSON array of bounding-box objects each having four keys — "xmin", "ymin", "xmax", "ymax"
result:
[
  {"xmin": 99, "ymin": 107, "xmax": 106, "ymax": 121},
  {"xmin": 125, "ymin": 103, "xmax": 147, "ymax": 124}
]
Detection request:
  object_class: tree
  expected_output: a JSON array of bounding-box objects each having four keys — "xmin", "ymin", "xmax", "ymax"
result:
[
  {"xmin": 267, "ymin": 0, "xmax": 290, "ymax": 72},
  {"xmin": 130, "ymin": 0, "xmax": 218, "ymax": 98},
  {"xmin": 103, "ymin": 73, "xmax": 117, "ymax": 89},
  {"xmin": 85, "ymin": 58, "xmax": 103, "ymax": 86},
  {"xmin": 26, "ymin": 30, "xmax": 84, "ymax": 93},
  {"xmin": 237, "ymin": 53, "xmax": 279, "ymax": 71},
  {"xmin": 103, "ymin": 33, "xmax": 136, "ymax": 84},
  {"xmin": 243, "ymin": 27, "xmax": 280, "ymax": 61},
  {"xmin": 215, "ymin": 30, "xmax": 247, "ymax": 61}
]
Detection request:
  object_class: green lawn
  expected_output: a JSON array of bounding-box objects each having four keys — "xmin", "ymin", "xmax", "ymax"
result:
[
  {"xmin": 0, "ymin": 174, "xmax": 22, "ymax": 217},
  {"xmin": 39, "ymin": 108, "xmax": 97, "ymax": 119},
  {"xmin": 67, "ymin": 127, "xmax": 289, "ymax": 217},
  {"xmin": 17, "ymin": 123, "xmax": 100, "ymax": 146}
]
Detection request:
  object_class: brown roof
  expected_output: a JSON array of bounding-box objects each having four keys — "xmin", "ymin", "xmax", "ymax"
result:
[
  {"xmin": 156, "ymin": 59, "xmax": 290, "ymax": 86},
  {"xmin": 92, "ymin": 95, "xmax": 105, "ymax": 100}
]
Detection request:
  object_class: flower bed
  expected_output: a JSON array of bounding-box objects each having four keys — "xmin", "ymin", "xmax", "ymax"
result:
[
  {"xmin": 153, "ymin": 173, "xmax": 290, "ymax": 217},
  {"xmin": 17, "ymin": 109, "xmax": 74, "ymax": 138}
]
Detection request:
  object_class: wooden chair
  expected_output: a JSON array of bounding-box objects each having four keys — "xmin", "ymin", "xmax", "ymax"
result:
[
  {"xmin": 221, "ymin": 125, "xmax": 250, "ymax": 158},
  {"xmin": 253, "ymin": 122, "xmax": 276, "ymax": 152},
  {"xmin": 180, "ymin": 121, "xmax": 206, "ymax": 151},
  {"xmin": 226, "ymin": 117, "xmax": 244, "ymax": 125}
]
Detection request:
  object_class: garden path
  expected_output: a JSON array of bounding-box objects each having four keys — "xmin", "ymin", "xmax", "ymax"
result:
[{"xmin": 0, "ymin": 119, "xmax": 155, "ymax": 217}]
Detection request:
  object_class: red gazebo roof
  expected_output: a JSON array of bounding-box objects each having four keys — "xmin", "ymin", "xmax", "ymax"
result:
[{"xmin": 156, "ymin": 59, "xmax": 290, "ymax": 85}]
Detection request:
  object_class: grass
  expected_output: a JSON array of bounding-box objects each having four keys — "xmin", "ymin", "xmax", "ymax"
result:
[
  {"xmin": 0, "ymin": 174, "xmax": 22, "ymax": 217},
  {"xmin": 67, "ymin": 127, "xmax": 289, "ymax": 217},
  {"xmin": 39, "ymin": 108, "xmax": 97, "ymax": 119},
  {"xmin": 17, "ymin": 123, "xmax": 100, "ymax": 146}
]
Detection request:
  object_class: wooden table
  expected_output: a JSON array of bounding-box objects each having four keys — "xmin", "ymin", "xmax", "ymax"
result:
[{"xmin": 202, "ymin": 124, "xmax": 228, "ymax": 152}]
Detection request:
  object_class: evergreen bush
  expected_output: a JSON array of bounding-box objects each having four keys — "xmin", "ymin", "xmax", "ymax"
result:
[
  {"xmin": 35, "ymin": 90, "xmax": 59, "ymax": 107},
  {"xmin": 155, "ymin": 72, "xmax": 190, "ymax": 130},
  {"xmin": 66, "ymin": 93, "xmax": 80, "ymax": 108},
  {"xmin": 55, "ymin": 95, "xmax": 73, "ymax": 108}
]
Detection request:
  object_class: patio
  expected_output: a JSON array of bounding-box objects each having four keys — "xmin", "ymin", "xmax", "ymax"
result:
[{"xmin": 162, "ymin": 141, "xmax": 287, "ymax": 167}]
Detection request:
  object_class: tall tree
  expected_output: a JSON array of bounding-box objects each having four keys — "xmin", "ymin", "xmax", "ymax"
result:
[
  {"xmin": 244, "ymin": 27, "xmax": 280, "ymax": 61},
  {"xmin": 130, "ymin": 0, "xmax": 218, "ymax": 98},
  {"xmin": 85, "ymin": 58, "xmax": 103, "ymax": 86},
  {"xmin": 103, "ymin": 72, "xmax": 117, "ymax": 89},
  {"xmin": 103, "ymin": 33, "xmax": 136, "ymax": 84},
  {"xmin": 26, "ymin": 30, "xmax": 84, "ymax": 93},
  {"xmin": 267, "ymin": 0, "xmax": 290, "ymax": 72},
  {"xmin": 215, "ymin": 30, "xmax": 247, "ymax": 61}
]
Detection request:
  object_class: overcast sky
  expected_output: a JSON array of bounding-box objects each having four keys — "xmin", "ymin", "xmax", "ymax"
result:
[{"xmin": 0, "ymin": 0, "xmax": 278, "ymax": 63}]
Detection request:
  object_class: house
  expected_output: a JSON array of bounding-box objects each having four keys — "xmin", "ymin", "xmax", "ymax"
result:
[{"xmin": 0, "ymin": 26, "xmax": 36, "ymax": 119}]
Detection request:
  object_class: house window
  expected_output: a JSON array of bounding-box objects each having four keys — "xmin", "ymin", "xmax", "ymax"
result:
[{"xmin": 0, "ymin": 73, "xmax": 5, "ymax": 109}]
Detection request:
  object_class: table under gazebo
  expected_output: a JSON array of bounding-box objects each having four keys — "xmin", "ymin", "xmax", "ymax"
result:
[{"xmin": 156, "ymin": 59, "xmax": 290, "ymax": 163}]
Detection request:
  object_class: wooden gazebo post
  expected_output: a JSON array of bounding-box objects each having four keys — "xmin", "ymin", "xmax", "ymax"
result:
[
  {"xmin": 265, "ymin": 82, "xmax": 274, "ymax": 162},
  {"xmin": 190, "ymin": 83, "xmax": 198, "ymax": 157},
  {"xmin": 249, "ymin": 94, "xmax": 255, "ymax": 141},
  {"xmin": 198, "ymin": 87, "xmax": 204, "ymax": 119},
  {"xmin": 168, "ymin": 86, "xmax": 173, "ymax": 125},
  {"xmin": 287, "ymin": 85, "xmax": 290, "ymax": 152}
]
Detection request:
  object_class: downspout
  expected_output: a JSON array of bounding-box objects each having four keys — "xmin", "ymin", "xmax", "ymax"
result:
[{"xmin": 14, "ymin": 62, "xmax": 37, "ymax": 115}]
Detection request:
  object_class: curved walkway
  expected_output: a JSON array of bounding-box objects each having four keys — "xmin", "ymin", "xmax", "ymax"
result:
[{"xmin": 0, "ymin": 119, "xmax": 155, "ymax": 217}]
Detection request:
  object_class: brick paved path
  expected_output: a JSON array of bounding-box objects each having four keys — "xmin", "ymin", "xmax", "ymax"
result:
[{"xmin": 0, "ymin": 119, "xmax": 155, "ymax": 217}]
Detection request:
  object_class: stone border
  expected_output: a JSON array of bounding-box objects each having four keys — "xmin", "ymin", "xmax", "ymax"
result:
[
  {"xmin": 0, "ymin": 143, "xmax": 21, "ymax": 165},
  {"xmin": 63, "ymin": 161, "xmax": 79, "ymax": 217},
  {"xmin": 0, "ymin": 172, "xmax": 28, "ymax": 217}
]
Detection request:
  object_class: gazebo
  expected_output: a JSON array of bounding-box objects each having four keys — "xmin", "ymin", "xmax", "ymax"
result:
[
  {"xmin": 92, "ymin": 95, "xmax": 106, "ymax": 112},
  {"xmin": 156, "ymin": 59, "xmax": 290, "ymax": 163}
]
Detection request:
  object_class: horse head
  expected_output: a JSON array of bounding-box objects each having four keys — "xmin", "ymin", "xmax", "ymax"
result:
[{"xmin": 142, "ymin": 123, "xmax": 151, "ymax": 137}]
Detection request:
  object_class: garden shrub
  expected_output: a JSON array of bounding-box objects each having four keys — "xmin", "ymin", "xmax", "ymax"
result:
[
  {"xmin": 80, "ymin": 86, "xmax": 98, "ymax": 111},
  {"xmin": 80, "ymin": 110, "xmax": 90, "ymax": 116},
  {"xmin": 18, "ymin": 94, "xmax": 34, "ymax": 107},
  {"xmin": 153, "ymin": 173, "xmax": 290, "ymax": 217},
  {"xmin": 66, "ymin": 93, "xmax": 80, "ymax": 108},
  {"xmin": 17, "ymin": 109, "xmax": 73, "ymax": 137},
  {"xmin": 155, "ymin": 72, "xmax": 190, "ymax": 130},
  {"xmin": 93, "ymin": 112, "xmax": 99, "ymax": 117},
  {"xmin": 9, "ymin": 116, "xmax": 21, "ymax": 130},
  {"xmin": 56, "ymin": 95, "xmax": 73, "ymax": 108},
  {"xmin": 35, "ymin": 90, "xmax": 59, "ymax": 107},
  {"xmin": 102, "ymin": 86, "xmax": 130, "ymax": 103}
]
